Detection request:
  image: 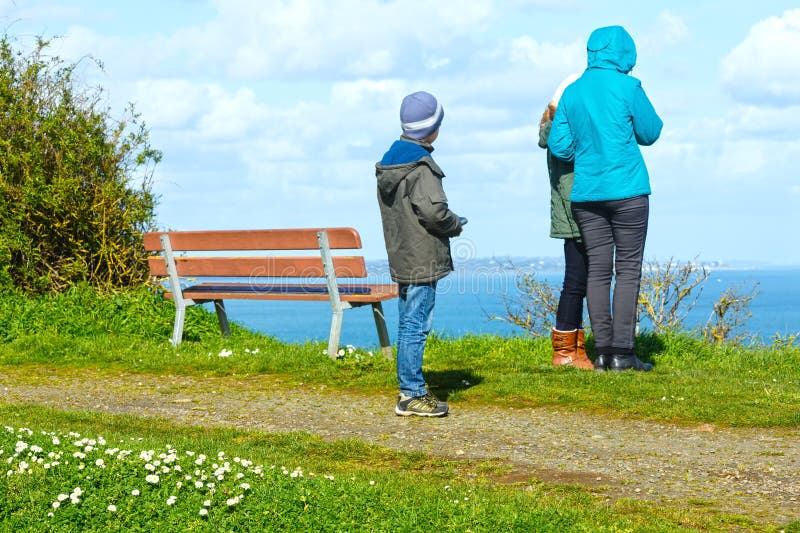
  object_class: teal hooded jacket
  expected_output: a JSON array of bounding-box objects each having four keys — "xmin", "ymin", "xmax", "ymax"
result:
[{"xmin": 548, "ymin": 26, "xmax": 663, "ymax": 202}]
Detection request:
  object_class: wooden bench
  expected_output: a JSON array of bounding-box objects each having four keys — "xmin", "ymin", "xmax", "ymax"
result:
[{"xmin": 143, "ymin": 227, "xmax": 398, "ymax": 359}]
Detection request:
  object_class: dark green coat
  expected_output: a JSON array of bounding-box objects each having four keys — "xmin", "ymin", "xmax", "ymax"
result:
[{"xmin": 539, "ymin": 119, "xmax": 581, "ymax": 240}]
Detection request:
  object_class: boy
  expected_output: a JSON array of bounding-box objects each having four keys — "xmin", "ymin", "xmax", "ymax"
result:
[{"xmin": 375, "ymin": 91, "xmax": 464, "ymax": 417}]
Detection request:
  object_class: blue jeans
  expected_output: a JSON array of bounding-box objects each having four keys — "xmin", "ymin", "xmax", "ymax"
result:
[{"xmin": 396, "ymin": 282, "xmax": 437, "ymax": 397}]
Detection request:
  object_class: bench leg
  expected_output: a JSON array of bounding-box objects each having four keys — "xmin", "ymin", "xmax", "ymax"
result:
[
  {"xmin": 171, "ymin": 303, "xmax": 186, "ymax": 346},
  {"xmin": 372, "ymin": 302, "xmax": 393, "ymax": 360},
  {"xmin": 327, "ymin": 308, "xmax": 344, "ymax": 359},
  {"xmin": 214, "ymin": 300, "xmax": 231, "ymax": 337}
]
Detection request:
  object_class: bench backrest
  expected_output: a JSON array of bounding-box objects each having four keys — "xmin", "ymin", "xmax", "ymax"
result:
[{"xmin": 143, "ymin": 228, "xmax": 368, "ymax": 279}]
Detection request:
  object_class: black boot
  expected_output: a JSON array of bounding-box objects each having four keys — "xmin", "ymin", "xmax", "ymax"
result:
[
  {"xmin": 609, "ymin": 353, "xmax": 653, "ymax": 372},
  {"xmin": 593, "ymin": 353, "xmax": 611, "ymax": 372}
]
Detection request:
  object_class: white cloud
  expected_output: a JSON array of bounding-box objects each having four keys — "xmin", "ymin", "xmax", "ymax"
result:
[
  {"xmin": 506, "ymin": 0, "xmax": 574, "ymax": 6},
  {"xmin": 657, "ymin": 11, "xmax": 689, "ymax": 44},
  {"xmin": 348, "ymin": 50, "xmax": 395, "ymax": 77},
  {"xmin": 642, "ymin": 10, "xmax": 689, "ymax": 47},
  {"xmin": 423, "ymin": 55, "xmax": 451, "ymax": 71},
  {"xmin": 329, "ymin": 79, "xmax": 406, "ymax": 110},
  {"xmin": 30, "ymin": 1, "xmax": 493, "ymax": 82},
  {"xmin": 646, "ymin": 102, "xmax": 800, "ymax": 190},
  {"xmin": 196, "ymin": 87, "xmax": 267, "ymax": 141},
  {"xmin": 30, "ymin": 0, "xmax": 585, "ymax": 150},
  {"xmin": 130, "ymin": 79, "xmax": 209, "ymax": 129},
  {"xmin": 0, "ymin": 2, "xmax": 82, "ymax": 30},
  {"xmin": 721, "ymin": 8, "xmax": 800, "ymax": 106},
  {"xmin": 508, "ymin": 36, "xmax": 583, "ymax": 71},
  {"xmin": 42, "ymin": 24, "xmax": 186, "ymax": 83},
  {"xmin": 721, "ymin": 104, "xmax": 800, "ymax": 139},
  {"xmin": 451, "ymin": 125, "xmax": 538, "ymax": 155},
  {"xmin": 44, "ymin": 25, "xmax": 111, "ymax": 65},
  {"xmin": 634, "ymin": 10, "xmax": 689, "ymax": 74},
  {"xmin": 714, "ymin": 140, "xmax": 767, "ymax": 178},
  {"xmin": 172, "ymin": 0, "xmax": 496, "ymax": 80}
]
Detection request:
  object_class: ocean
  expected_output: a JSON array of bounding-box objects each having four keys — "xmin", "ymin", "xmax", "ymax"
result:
[{"xmin": 201, "ymin": 264, "xmax": 800, "ymax": 348}]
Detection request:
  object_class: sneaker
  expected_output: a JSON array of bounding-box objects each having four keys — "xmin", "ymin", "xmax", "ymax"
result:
[{"xmin": 395, "ymin": 391, "xmax": 449, "ymax": 417}]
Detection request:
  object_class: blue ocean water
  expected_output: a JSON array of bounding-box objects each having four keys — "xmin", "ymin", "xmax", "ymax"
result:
[{"xmin": 201, "ymin": 266, "xmax": 799, "ymax": 348}]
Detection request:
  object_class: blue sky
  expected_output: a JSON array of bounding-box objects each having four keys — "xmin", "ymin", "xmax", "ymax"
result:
[{"xmin": 4, "ymin": 1, "xmax": 800, "ymax": 264}]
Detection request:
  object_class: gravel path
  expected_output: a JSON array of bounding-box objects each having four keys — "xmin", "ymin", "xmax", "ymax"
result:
[{"xmin": 2, "ymin": 366, "xmax": 798, "ymax": 527}]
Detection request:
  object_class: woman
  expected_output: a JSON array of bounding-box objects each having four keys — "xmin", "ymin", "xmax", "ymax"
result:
[
  {"xmin": 538, "ymin": 73, "xmax": 593, "ymax": 370},
  {"xmin": 548, "ymin": 26, "xmax": 662, "ymax": 371}
]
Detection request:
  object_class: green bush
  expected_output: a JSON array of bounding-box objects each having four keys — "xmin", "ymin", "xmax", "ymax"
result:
[{"xmin": 0, "ymin": 35, "xmax": 161, "ymax": 294}]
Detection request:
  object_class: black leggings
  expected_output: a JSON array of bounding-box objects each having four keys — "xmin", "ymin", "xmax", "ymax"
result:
[
  {"xmin": 571, "ymin": 195, "xmax": 649, "ymax": 355},
  {"xmin": 555, "ymin": 238, "xmax": 588, "ymax": 331}
]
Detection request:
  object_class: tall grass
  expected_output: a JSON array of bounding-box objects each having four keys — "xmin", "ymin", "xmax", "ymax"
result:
[{"xmin": 0, "ymin": 284, "xmax": 222, "ymax": 342}]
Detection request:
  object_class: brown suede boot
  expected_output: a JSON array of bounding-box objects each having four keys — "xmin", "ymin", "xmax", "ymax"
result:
[
  {"xmin": 576, "ymin": 329, "xmax": 588, "ymax": 360},
  {"xmin": 552, "ymin": 329, "xmax": 594, "ymax": 370}
]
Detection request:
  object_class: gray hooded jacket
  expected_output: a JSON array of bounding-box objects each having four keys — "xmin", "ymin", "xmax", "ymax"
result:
[{"xmin": 375, "ymin": 137, "xmax": 462, "ymax": 284}]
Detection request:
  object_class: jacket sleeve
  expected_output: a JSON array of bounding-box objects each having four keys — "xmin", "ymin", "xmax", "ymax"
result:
[
  {"xmin": 408, "ymin": 166, "xmax": 462, "ymax": 238},
  {"xmin": 631, "ymin": 83, "xmax": 663, "ymax": 146},
  {"xmin": 547, "ymin": 103, "xmax": 575, "ymax": 161},
  {"xmin": 538, "ymin": 119, "xmax": 551, "ymax": 149}
]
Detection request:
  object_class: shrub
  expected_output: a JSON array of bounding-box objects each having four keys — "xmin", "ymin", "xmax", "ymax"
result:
[
  {"xmin": 500, "ymin": 258, "xmax": 759, "ymax": 347},
  {"xmin": 703, "ymin": 282, "xmax": 760, "ymax": 345},
  {"xmin": 494, "ymin": 271, "xmax": 559, "ymax": 337},
  {"xmin": 637, "ymin": 257, "xmax": 709, "ymax": 333},
  {"xmin": 0, "ymin": 35, "xmax": 161, "ymax": 294}
]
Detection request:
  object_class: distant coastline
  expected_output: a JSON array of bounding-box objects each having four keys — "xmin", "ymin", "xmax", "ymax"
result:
[{"xmin": 366, "ymin": 257, "xmax": 800, "ymax": 275}]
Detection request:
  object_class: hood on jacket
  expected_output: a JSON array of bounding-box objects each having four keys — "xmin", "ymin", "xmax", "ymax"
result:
[
  {"xmin": 376, "ymin": 138, "xmax": 437, "ymax": 197},
  {"xmin": 376, "ymin": 164, "xmax": 415, "ymax": 197},
  {"xmin": 586, "ymin": 25, "xmax": 636, "ymax": 74}
]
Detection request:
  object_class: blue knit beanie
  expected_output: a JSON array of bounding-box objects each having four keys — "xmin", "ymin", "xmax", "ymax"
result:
[{"xmin": 400, "ymin": 91, "xmax": 444, "ymax": 140}]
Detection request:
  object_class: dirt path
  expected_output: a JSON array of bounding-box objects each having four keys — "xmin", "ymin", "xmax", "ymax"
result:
[{"xmin": 2, "ymin": 366, "xmax": 798, "ymax": 527}]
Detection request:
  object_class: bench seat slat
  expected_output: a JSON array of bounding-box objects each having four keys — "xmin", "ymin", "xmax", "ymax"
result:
[
  {"xmin": 143, "ymin": 228, "xmax": 361, "ymax": 252},
  {"xmin": 148, "ymin": 256, "xmax": 368, "ymax": 278},
  {"xmin": 163, "ymin": 283, "xmax": 398, "ymax": 303},
  {"xmin": 186, "ymin": 283, "xmax": 372, "ymax": 295}
]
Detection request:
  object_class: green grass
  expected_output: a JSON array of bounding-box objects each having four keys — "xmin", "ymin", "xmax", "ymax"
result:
[
  {"xmin": 0, "ymin": 404, "xmax": 766, "ymax": 532},
  {"xmin": 1, "ymin": 286, "xmax": 798, "ymax": 530},
  {"xmin": 1, "ymin": 285, "xmax": 799, "ymax": 428}
]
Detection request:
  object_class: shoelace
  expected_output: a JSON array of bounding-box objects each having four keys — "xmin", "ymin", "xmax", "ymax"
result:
[{"xmin": 417, "ymin": 392, "xmax": 440, "ymax": 408}]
